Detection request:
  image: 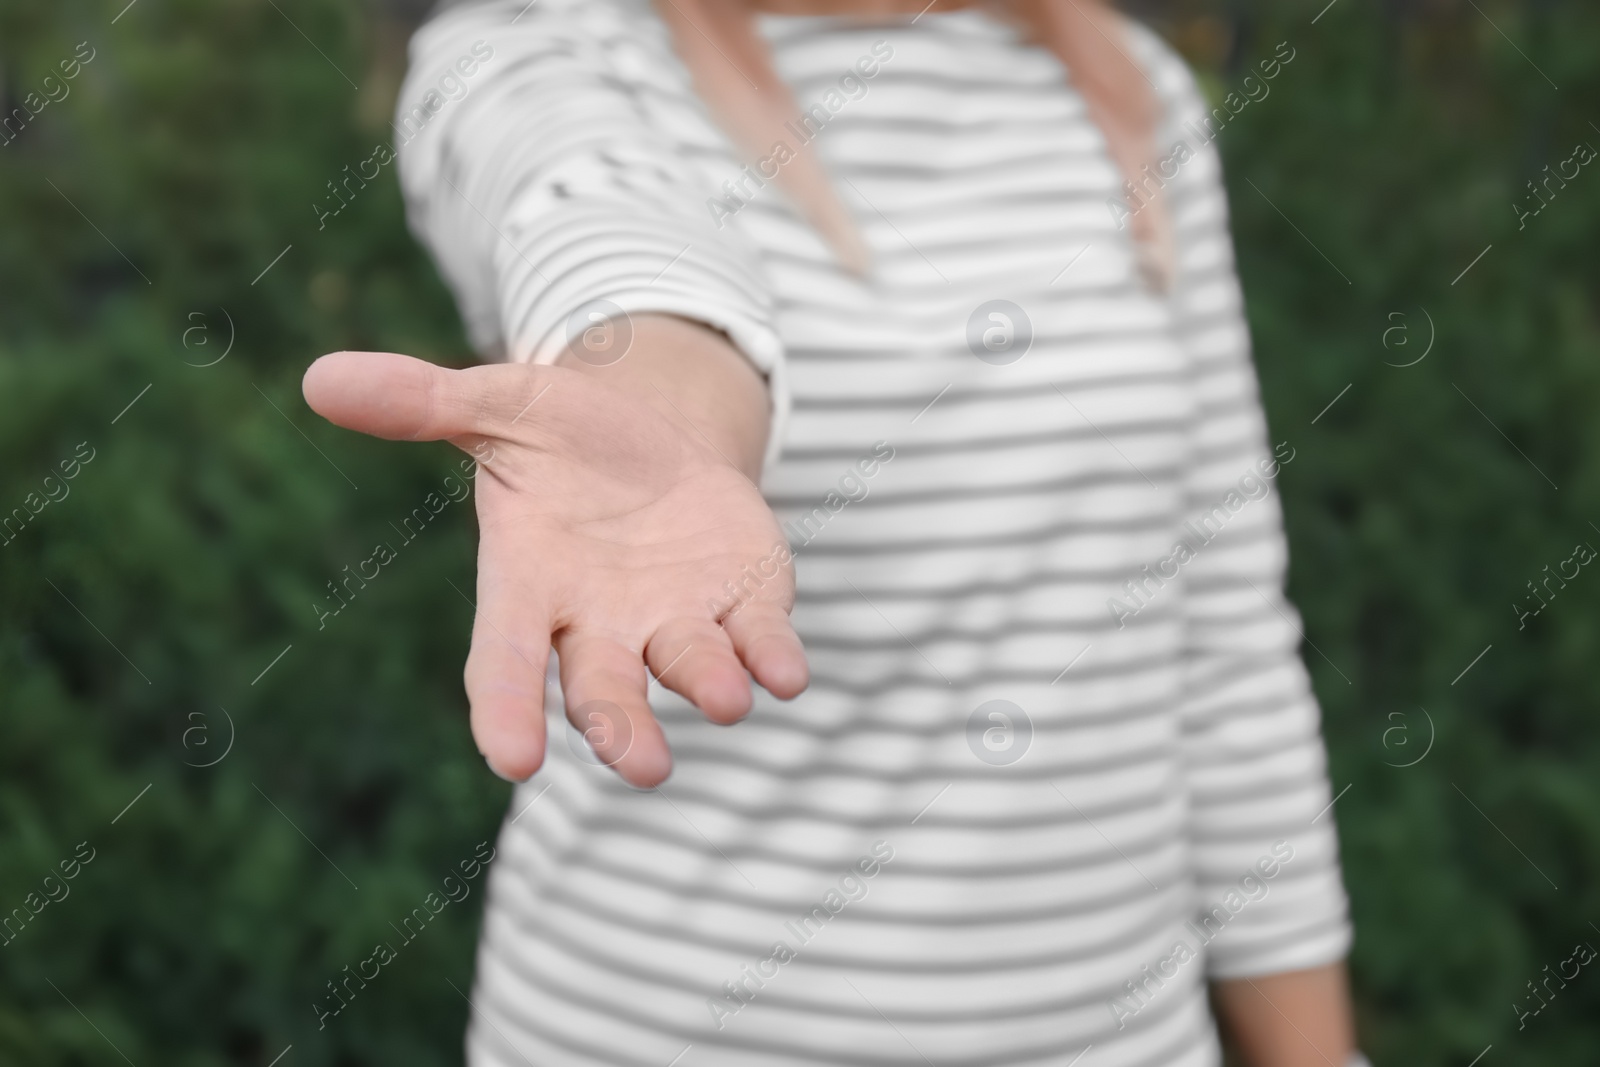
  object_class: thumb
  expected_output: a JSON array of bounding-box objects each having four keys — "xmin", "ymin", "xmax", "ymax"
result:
[{"xmin": 303, "ymin": 350, "xmax": 497, "ymax": 442}]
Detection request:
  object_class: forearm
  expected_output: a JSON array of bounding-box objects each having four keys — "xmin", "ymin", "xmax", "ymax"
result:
[
  {"xmin": 1211, "ymin": 962, "xmax": 1356, "ymax": 1067},
  {"xmin": 554, "ymin": 313, "xmax": 771, "ymax": 482}
]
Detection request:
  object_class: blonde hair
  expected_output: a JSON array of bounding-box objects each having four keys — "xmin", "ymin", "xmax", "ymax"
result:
[{"xmin": 654, "ymin": 0, "xmax": 1174, "ymax": 287}]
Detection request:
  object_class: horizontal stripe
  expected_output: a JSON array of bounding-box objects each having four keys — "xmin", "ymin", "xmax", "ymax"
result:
[{"xmin": 405, "ymin": 2, "xmax": 1351, "ymax": 1063}]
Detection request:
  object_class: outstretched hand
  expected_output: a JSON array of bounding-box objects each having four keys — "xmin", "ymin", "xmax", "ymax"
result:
[{"xmin": 302, "ymin": 345, "xmax": 807, "ymax": 788}]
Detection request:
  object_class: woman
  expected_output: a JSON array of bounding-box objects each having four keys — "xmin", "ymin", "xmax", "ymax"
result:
[{"xmin": 303, "ymin": 0, "xmax": 1362, "ymax": 1063}]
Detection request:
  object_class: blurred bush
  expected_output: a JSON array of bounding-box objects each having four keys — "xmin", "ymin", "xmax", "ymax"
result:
[{"xmin": 0, "ymin": 0, "xmax": 1595, "ymax": 1064}]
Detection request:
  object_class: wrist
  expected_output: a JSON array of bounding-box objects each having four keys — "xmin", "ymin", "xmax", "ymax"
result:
[
  {"xmin": 555, "ymin": 312, "xmax": 770, "ymax": 480},
  {"xmin": 1211, "ymin": 962, "xmax": 1356, "ymax": 1067}
]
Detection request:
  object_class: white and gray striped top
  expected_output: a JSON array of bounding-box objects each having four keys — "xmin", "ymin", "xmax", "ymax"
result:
[{"xmin": 396, "ymin": 2, "xmax": 1351, "ymax": 1064}]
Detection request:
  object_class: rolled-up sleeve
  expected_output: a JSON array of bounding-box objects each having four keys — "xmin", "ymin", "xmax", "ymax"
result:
[
  {"xmin": 1130, "ymin": 26, "xmax": 1353, "ymax": 979},
  {"xmin": 395, "ymin": 0, "xmax": 789, "ymax": 468}
]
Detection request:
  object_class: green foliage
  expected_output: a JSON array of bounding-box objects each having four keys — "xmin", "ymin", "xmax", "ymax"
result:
[
  {"xmin": 0, "ymin": 1, "xmax": 505, "ymax": 1063},
  {"xmin": 0, "ymin": 1, "xmax": 1596, "ymax": 1064},
  {"xmin": 1199, "ymin": 2, "xmax": 1600, "ymax": 1062}
]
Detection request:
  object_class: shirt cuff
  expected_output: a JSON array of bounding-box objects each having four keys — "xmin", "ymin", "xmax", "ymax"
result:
[{"xmin": 490, "ymin": 202, "xmax": 789, "ymax": 476}]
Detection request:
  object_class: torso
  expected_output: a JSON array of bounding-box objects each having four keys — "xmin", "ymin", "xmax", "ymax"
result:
[{"xmin": 475, "ymin": 9, "xmax": 1217, "ymax": 1066}]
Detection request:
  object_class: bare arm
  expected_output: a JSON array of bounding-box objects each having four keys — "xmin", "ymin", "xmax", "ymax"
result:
[
  {"xmin": 1212, "ymin": 962, "xmax": 1356, "ymax": 1067},
  {"xmin": 555, "ymin": 313, "xmax": 772, "ymax": 482}
]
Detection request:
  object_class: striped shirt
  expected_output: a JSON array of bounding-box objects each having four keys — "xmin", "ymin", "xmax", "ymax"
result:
[{"xmin": 396, "ymin": 3, "xmax": 1351, "ymax": 1064}]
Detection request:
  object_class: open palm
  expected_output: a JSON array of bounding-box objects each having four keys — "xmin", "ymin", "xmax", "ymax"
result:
[{"xmin": 303, "ymin": 350, "xmax": 807, "ymax": 787}]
